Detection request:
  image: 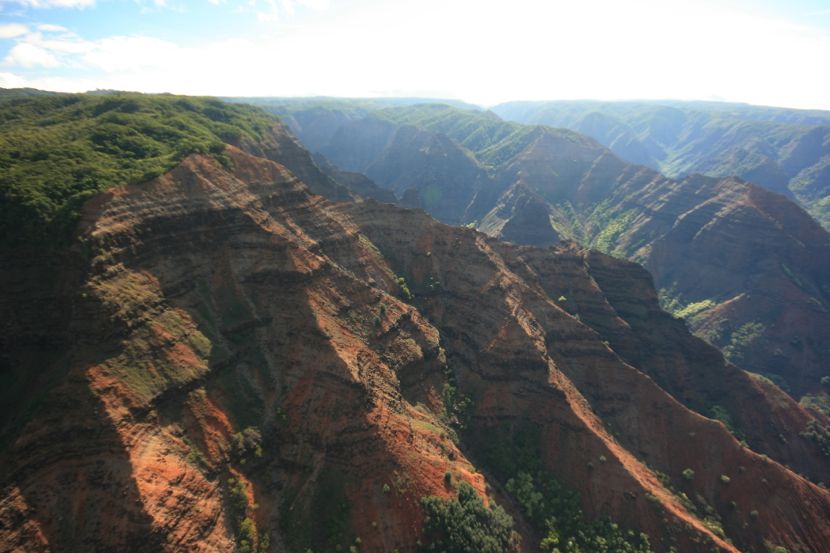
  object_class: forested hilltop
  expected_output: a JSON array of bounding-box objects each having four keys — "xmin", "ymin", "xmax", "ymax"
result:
[{"xmin": 0, "ymin": 91, "xmax": 275, "ymax": 247}]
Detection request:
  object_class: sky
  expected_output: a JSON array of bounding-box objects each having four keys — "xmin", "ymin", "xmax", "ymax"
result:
[{"xmin": 0, "ymin": 0, "xmax": 829, "ymax": 109}]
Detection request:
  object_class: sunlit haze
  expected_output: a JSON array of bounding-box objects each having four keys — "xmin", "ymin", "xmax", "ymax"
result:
[{"xmin": 1, "ymin": 0, "xmax": 829, "ymax": 109}]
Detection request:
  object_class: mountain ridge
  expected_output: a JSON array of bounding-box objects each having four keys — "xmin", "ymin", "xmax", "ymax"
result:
[
  {"xmin": 492, "ymin": 100, "xmax": 830, "ymax": 229},
  {"xmin": 261, "ymin": 100, "xmax": 830, "ymax": 404},
  {"xmin": 2, "ymin": 92, "xmax": 830, "ymax": 552}
]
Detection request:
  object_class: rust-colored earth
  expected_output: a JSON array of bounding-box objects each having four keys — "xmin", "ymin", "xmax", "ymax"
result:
[{"xmin": 1, "ymin": 130, "xmax": 829, "ymax": 552}]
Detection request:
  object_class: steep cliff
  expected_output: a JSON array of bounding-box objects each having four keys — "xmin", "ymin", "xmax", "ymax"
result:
[{"xmin": 265, "ymin": 101, "xmax": 830, "ymax": 403}]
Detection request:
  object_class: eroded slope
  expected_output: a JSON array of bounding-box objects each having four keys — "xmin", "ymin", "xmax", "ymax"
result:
[{"xmin": 3, "ymin": 142, "xmax": 828, "ymax": 553}]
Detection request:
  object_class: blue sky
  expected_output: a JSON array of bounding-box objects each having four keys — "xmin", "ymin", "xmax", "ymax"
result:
[{"xmin": 1, "ymin": 0, "xmax": 829, "ymax": 108}]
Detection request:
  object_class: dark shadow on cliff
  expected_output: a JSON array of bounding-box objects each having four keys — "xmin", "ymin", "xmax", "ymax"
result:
[{"xmin": 1, "ymin": 358, "xmax": 167, "ymax": 552}]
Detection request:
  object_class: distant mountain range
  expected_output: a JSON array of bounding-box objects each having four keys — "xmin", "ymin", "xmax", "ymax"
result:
[
  {"xmin": 492, "ymin": 100, "xmax": 830, "ymax": 230},
  {"xmin": 253, "ymin": 100, "xmax": 830, "ymax": 407}
]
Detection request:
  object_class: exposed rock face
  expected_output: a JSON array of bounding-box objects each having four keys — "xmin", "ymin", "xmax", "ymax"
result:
[
  {"xmin": 321, "ymin": 119, "xmax": 489, "ymax": 225},
  {"xmin": 1, "ymin": 147, "xmax": 467, "ymax": 553},
  {"xmin": 231, "ymin": 121, "xmax": 353, "ymax": 201},
  {"xmin": 269, "ymin": 102, "xmax": 830, "ymax": 401},
  {"xmin": 2, "ymin": 138, "xmax": 829, "ymax": 553},
  {"xmin": 311, "ymin": 153, "xmax": 397, "ymax": 204},
  {"xmin": 478, "ymin": 182, "xmax": 559, "ymax": 247},
  {"xmin": 622, "ymin": 177, "xmax": 830, "ymax": 397}
]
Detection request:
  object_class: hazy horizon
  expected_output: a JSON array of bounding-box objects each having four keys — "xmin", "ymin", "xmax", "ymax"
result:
[
  {"xmin": 6, "ymin": 91, "xmax": 830, "ymax": 114},
  {"xmin": 1, "ymin": 0, "xmax": 830, "ymax": 110}
]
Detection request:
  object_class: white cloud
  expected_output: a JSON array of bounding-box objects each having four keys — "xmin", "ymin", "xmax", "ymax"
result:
[
  {"xmin": 37, "ymin": 23, "xmax": 69, "ymax": 32},
  {"xmin": 81, "ymin": 35, "xmax": 186, "ymax": 71},
  {"xmin": 0, "ymin": 71, "xmax": 27, "ymax": 87},
  {"xmin": 0, "ymin": 23, "xmax": 28, "ymax": 38},
  {"xmin": 1, "ymin": 29, "xmax": 94, "ymax": 67},
  {"xmin": 4, "ymin": 42, "xmax": 60, "ymax": 66}
]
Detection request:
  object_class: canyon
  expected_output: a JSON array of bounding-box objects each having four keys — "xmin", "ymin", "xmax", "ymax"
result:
[
  {"xmin": 1, "ymin": 92, "xmax": 829, "ymax": 553},
  {"xmin": 264, "ymin": 100, "xmax": 830, "ymax": 407}
]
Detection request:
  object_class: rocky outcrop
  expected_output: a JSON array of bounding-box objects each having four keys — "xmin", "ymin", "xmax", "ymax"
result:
[
  {"xmin": 311, "ymin": 153, "xmax": 397, "ymax": 204},
  {"xmin": 478, "ymin": 182, "xmax": 559, "ymax": 247}
]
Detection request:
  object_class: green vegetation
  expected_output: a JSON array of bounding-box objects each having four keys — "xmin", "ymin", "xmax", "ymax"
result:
[
  {"xmin": 476, "ymin": 126, "xmax": 542, "ymax": 167},
  {"xmin": 800, "ymin": 420, "xmax": 830, "ymax": 457},
  {"xmin": 227, "ymin": 476, "xmax": 271, "ymax": 552},
  {"xmin": 280, "ymin": 467, "xmax": 355, "ymax": 553},
  {"xmin": 658, "ymin": 288, "xmax": 683, "ymax": 316},
  {"xmin": 764, "ymin": 541, "xmax": 789, "ymax": 553},
  {"xmin": 420, "ymin": 482, "xmax": 515, "ymax": 553},
  {"xmin": 440, "ymin": 361, "xmax": 472, "ymax": 435},
  {"xmin": 182, "ymin": 436, "xmax": 210, "ymax": 471},
  {"xmin": 236, "ymin": 520, "xmax": 270, "ymax": 553},
  {"xmin": 257, "ymin": 532, "xmax": 270, "ymax": 553},
  {"xmin": 807, "ymin": 195, "xmax": 830, "ymax": 230},
  {"xmin": 395, "ymin": 275, "xmax": 413, "ymax": 301},
  {"xmin": 674, "ymin": 299, "xmax": 716, "ymax": 319},
  {"xmin": 800, "ymin": 392, "xmax": 830, "ymax": 416},
  {"xmin": 780, "ymin": 263, "xmax": 803, "ymax": 289},
  {"xmin": 227, "ymin": 477, "xmax": 249, "ymax": 522},
  {"xmin": 232, "ymin": 426, "xmax": 264, "ymax": 461},
  {"xmin": 494, "ymin": 100, "xmax": 830, "ymax": 232},
  {"xmin": 657, "ymin": 289, "xmax": 716, "ymax": 320},
  {"xmin": 266, "ymin": 101, "xmax": 587, "ymax": 176},
  {"xmin": 238, "ymin": 517, "xmax": 257, "ymax": 553},
  {"xmin": 376, "ymin": 103, "xmax": 526, "ymax": 159},
  {"xmin": 474, "ymin": 423, "xmax": 652, "ymax": 553},
  {"xmin": 709, "ymin": 405, "xmax": 744, "ymax": 440},
  {"xmin": 507, "ymin": 471, "xmax": 652, "ymax": 553},
  {"xmin": 590, "ymin": 205, "xmax": 638, "ymax": 256},
  {"xmin": 759, "ymin": 373, "xmax": 791, "ymax": 394},
  {"xmin": 443, "ymin": 471, "xmax": 453, "ymax": 487},
  {"xmin": 723, "ymin": 322, "xmax": 765, "ymax": 363},
  {"xmin": 548, "ymin": 201, "xmax": 588, "ymax": 243},
  {"xmin": 102, "ymin": 311, "xmax": 213, "ymax": 404},
  {"xmin": 646, "ymin": 467, "xmax": 726, "ymax": 542},
  {"xmin": 0, "ymin": 92, "xmax": 275, "ymax": 248}
]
